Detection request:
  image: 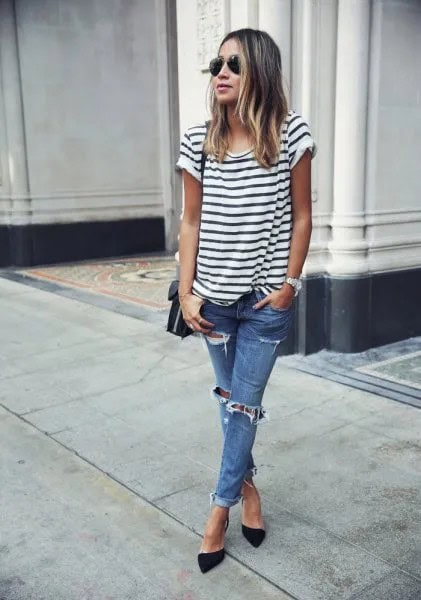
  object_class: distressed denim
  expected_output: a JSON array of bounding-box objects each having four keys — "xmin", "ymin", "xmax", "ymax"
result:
[{"xmin": 200, "ymin": 289, "xmax": 293, "ymax": 508}]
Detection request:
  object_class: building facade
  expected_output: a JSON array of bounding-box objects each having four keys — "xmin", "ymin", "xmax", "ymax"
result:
[
  {"xmin": 0, "ymin": 0, "xmax": 180, "ymax": 266},
  {"xmin": 0, "ymin": 0, "xmax": 420, "ymax": 354}
]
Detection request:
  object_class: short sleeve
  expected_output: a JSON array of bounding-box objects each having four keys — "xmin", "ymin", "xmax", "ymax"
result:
[
  {"xmin": 288, "ymin": 113, "xmax": 317, "ymax": 169},
  {"xmin": 176, "ymin": 126, "xmax": 205, "ymax": 183}
]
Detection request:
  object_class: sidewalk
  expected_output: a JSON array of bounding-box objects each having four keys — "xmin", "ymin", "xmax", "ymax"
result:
[{"xmin": 1, "ymin": 276, "xmax": 420, "ymax": 600}]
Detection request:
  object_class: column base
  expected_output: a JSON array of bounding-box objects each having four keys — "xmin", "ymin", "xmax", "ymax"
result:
[{"xmin": 278, "ymin": 269, "xmax": 421, "ymax": 355}]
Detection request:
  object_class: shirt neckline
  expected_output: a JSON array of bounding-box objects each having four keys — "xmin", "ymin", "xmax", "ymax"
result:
[{"xmin": 226, "ymin": 148, "xmax": 253, "ymax": 158}]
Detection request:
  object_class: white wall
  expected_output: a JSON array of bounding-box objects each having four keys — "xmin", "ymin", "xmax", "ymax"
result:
[{"xmin": 0, "ymin": 0, "xmax": 173, "ymax": 229}]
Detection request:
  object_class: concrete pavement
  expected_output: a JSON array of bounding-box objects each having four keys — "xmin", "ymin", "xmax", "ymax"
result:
[{"xmin": 0, "ymin": 276, "xmax": 420, "ymax": 600}]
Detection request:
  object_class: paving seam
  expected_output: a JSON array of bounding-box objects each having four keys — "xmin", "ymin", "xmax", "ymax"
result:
[
  {"xmin": 261, "ymin": 491, "xmax": 421, "ymax": 585},
  {"xmin": 0, "ymin": 402, "xmax": 300, "ymax": 600},
  {"xmin": 284, "ymin": 361, "xmax": 421, "ymax": 409},
  {"xmin": 11, "ymin": 365, "xmax": 204, "ymax": 419},
  {"xmin": 2, "ymin": 401, "xmax": 420, "ymax": 594},
  {"xmin": 14, "ymin": 378, "xmax": 161, "ymax": 417},
  {"xmin": 345, "ymin": 567, "xmax": 416, "ymax": 600},
  {"xmin": 149, "ymin": 484, "xmax": 200, "ymax": 503}
]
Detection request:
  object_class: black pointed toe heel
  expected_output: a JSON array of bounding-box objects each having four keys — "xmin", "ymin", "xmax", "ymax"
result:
[
  {"xmin": 241, "ymin": 523, "xmax": 266, "ymax": 547},
  {"xmin": 241, "ymin": 497, "xmax": 265, "ymax": 548},
  {"xmin": 197, "ymin": 517, "xmax": 229, "ymax": 573},
  {"xmin": 197, "ymin": 547, "xmax": 225, "ymax": 573}
]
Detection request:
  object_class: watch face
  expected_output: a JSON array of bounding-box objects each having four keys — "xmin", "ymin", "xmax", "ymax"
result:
[{"xmin": 286, "ymin": 278, "xmax": 302, "ymax": 293}]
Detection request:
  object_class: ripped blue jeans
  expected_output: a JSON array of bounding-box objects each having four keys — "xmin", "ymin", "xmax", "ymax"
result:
[{"xmin": 200, "ymin": 289, "xmax": 293, "ymax": 508}]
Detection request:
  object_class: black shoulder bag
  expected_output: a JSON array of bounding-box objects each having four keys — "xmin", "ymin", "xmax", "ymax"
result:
[{"xmin": 166, "ymin": 122, "xmax": 210, "ymax": 338}]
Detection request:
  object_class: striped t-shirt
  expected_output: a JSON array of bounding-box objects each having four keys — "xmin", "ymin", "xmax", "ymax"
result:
[{"xmin": 176, "ymin": 110, "xmax": 316, "ymax": 305}]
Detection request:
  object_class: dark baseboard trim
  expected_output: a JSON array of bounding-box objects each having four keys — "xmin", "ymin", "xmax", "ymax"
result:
[
  {"xmin": 0, "ymin": 218, "xmax": 165, "ymax": 267},
  {"xmin": 300, "ymin": 268, "xmax": 421, "ymax": 354}
]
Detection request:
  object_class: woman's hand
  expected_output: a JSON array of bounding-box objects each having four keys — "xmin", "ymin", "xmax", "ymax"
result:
[
  {"xmin": 180, "ymin": 293, "xmax": 215, "ymax": 334},
  {"xmin": 252, "ymin": 285, "xmax": 295, "ymax": 311}
]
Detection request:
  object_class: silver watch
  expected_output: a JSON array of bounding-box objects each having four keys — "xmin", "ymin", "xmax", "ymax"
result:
[{"xmin": 284, "ymin": 276, "xmax": 302, "ymax": 296}]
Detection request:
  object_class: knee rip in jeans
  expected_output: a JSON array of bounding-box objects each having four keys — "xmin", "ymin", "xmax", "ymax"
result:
[{"xmin": 211, "ymin": 386, "xmax": 269, "ymax": 426}]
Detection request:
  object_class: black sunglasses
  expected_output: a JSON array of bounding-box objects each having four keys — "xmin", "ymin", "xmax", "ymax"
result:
[{"xmin": 209, "ymin": 55, "xmax": 241, "ymax": 77}]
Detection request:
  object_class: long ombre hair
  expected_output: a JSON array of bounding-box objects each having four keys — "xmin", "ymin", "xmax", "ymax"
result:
[{"xmin": 204, "ymin": 28, "xmax": 288, "ymax": 169}]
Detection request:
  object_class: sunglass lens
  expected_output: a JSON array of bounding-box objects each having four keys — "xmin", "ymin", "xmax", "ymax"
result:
[
  {"xmin": 228, "ymin": 56, "xmax": 240, "ymax": 75},
  {"xmin": 209, "ymin": 55, "xmax": 240, "ymax": 76},
  {"xmin": 209, "ymin": 58, "xmax": 223, "ymax": 76}
]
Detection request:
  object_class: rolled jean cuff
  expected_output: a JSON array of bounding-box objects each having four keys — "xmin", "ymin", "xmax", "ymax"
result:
[{"xmin": 210, "ymin": 491, "xmax": 242, "ymax": 508}]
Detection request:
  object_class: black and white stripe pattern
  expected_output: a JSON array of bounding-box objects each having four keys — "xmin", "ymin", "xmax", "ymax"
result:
[{"xmin": 176, "ymin": 110, "xmax": 316, "ymax": 305}]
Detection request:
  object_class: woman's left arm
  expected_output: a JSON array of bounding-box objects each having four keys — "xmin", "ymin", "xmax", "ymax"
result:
[
  {"xmin": 285, "ymin": 148, "xmax": 313, "ymax": 281},
  {"xmin": 253, "ymin": 149, "xmax": 312, "ymax": 310}
]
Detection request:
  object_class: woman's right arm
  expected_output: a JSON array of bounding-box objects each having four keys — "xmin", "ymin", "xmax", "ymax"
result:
[{"xmin": 178, "ymin": 170, "xmax": 214, "ymax": 333}]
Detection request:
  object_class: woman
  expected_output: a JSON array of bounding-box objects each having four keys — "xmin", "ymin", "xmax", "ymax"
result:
[{"xmin": 176, "ymin": 28, "xmax": 316, "ymax": 573}]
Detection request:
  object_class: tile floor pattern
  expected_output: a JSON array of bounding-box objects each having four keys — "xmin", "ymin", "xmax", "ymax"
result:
[{"xmin": 19, "ymin": 256, "xmax": 176, "ymax": 311}]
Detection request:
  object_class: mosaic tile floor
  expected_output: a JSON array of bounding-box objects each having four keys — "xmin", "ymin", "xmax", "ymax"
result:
[{"xmin": 17, "ymin": 256, "xmax": 176, "ymax": 311}]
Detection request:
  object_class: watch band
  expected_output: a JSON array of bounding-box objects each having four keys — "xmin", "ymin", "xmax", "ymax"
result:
[{"xmin": 285, "ymin": 276, "xmax": 302, "ymax": 296}]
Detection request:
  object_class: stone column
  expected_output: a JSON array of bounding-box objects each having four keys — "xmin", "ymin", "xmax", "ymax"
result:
[
  {"xmin": 328, "ymin": 0, "xmax": 371, "ymax": 351},
  {"xmin": 329, "ymin": 0, "xmax": 371, "ymax": 277},
  {"xmin": 258, "ymin": 0, "xmax": 291, "ymax": 86},
  {"xmin": 156, "ymin": 0, "xmax": 181, "ymax": 253},
  {"xmin": 0, "ymin": 0, "xmax": 31, "ymax": 264}
]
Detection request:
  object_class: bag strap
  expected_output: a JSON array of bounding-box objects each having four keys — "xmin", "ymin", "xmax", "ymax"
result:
[{"xmin": 200, "ymin": 120, "xmax": 211, "ymax": 180}]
